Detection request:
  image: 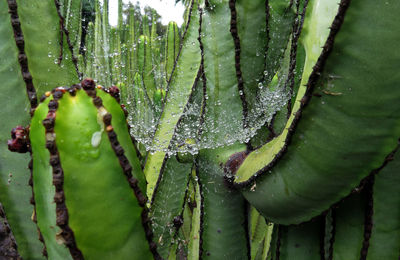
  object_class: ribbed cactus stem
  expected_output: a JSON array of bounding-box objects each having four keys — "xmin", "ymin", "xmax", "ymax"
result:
[
  {"xmin": 111, "ymin": 27, "xmax": 122, "ymax": 84},
  {"xmin": 6, "ymin": 0, "xmax": 38, "ymax": 110},
  {"xmin": 27, "ymin": 79, "xmax": 158, "ymax": 259},
  {"xmin": 142, "ymin": 14, "xmax": 150, "ymax": 38},
  {"xmin": 84, "ymin": 22, "xmax": 95, "ymax": 78},
  {"xmin": 165, "ymin": 21, "xmax": 181, "ymax": 82},
  {"xmin": 138, "ymin": 35, "xmax": 156, "ymax": 103},
  {"xmin": 0, "ymin": 203, "xmax": 21, "ymax": 259},
  {"xmin": 94, "ymin": 0, "xmax": 111, "ymax": 86},
  {"xmin": 129, "ymin": 7, "xmax": 139, "ymax": 79}
]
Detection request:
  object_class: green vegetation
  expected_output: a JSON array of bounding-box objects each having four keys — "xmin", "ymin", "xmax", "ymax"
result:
[{"xmin": 0, "ymin": 0, "xmax": 399, "ymax": 259}]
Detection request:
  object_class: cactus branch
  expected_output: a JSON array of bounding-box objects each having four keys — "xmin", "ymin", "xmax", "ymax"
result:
[
  {"xmin": 42, "ymin": 87, "xmax": 84, "ymax": 259},
  {"xmin": 233, "ymin": 0, "xmax": 351, "ymax": 187},
  {"xmin": 144, "ymin": 0, "xmax": 202, "ymax": 200},
  {"xmin": 229, "ymin": 0, "xmax": 249, "ymax": 136},
  {"xmin": 0, "ymin": 203, "xmax": 21, "ymax": 259},
  {"xmin": 360, "ymin": 175, "xmax": 374, "ymax": 259},
  {"xmin": 27, "ymin": 157, "xmax": 49, "ymax": 258},
  {"xmin": 54, "ymin": 0, "xmax": 83, "ymax": 80},
  {"xmin": 83, "ymin": 82, "xmax": 160, "ymax": 259},
  {"xmin": 197, "ymin": 8, "xmax": 206, "ymax": 139},
  {"xmin": 6, "ymin": 0, "xmax": 38, "ymax": 111},
  {"xmin": 285, "ymin": 0, "xmax": 309, "ymax": 117}
]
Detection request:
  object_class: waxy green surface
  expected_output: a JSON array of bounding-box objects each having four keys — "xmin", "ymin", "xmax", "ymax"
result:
[
  {"xmin": 236, "ymin": 0, "xmax": 267, "ymax": 112},
  {"xmin": 165, "ymin": 21, "xmax": 181, "ymax": 81},
  {"xmin": 150, "ymin": 156, "xmax": 192, "ymax": 258},
  {"xmin": 97, "ymin": 90, "xmax": 146, "ymax": 193},
  {"xmin": 187, "ymin": 174, "xmax": 201, "ymax": 259},
  {"xmin": 241, "ymin": 0, "xmax": 400, "ymax": 225},
  {"xmin": 29, "ymin": 88, "xmax": 153, "ymax": 259},
  {"xmin": 93, "ymin": 0, "xmax": 111, "ymax": 87},
  {"xmin": 63, "ymin": 0, "xmax": 82, "ymax": 56},
  {"xmin": 279, "ymin": 220, "xmax": 322, "ymax": 260},
  {"xmin": 197, "ymin": 144, "xmax": 249, "ymax": 259},
  {"xmin": 31, "ymin": 97, "xmax": 72, "ymax": 260},
  {"xmin": 367, "ymin": 150, "xmax": 400, "ymax": 259},
  {"xmin": 144, "ymin": 0, "xmax": 201, "ymax": 200},
  {"xmin": 199, "ymin": 0, "xmax": 244, "ymax": 146},
  {"xmin": 236, "ymin": 0, "xmax": 341, "ymax": 183},
  {"xmin": 54, "ymin": 89, "xmax": 151, "ymax": 259},
  {"xmin": 249, "ymin": 207, "xmax": 273, "ymax": 260},
  {"xmin": 16, "ymin": 0, "xmax": 79, "ymax": 95},
  {"xmin": 0, "ymin": 2, "xmax": 43, "ymax": 258},
  {"xmin": 138, "ymin": 35, "xmax": 156, "ymax": 102},
  {"xmin": 332, "ymin": 193, "xmax": 366, "ymax": 260}
]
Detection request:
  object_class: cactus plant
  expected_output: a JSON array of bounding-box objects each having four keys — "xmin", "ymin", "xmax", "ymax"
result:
[{"xmin": 1, "ymin": 0, "xmax": 400, "ymax": 259}]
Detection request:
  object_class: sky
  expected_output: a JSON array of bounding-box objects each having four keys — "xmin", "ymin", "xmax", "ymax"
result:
[{"xmin": 109, "ymin": 0, "xmax": 185, "ymax": 26}]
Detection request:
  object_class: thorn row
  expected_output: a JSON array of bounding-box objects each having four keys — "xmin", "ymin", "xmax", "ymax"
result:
[
  {"xmin": 43, "ymin": 85, "xmax": 84, "ymax": 260},
  {"xmin": 6, "ymin": 0, "xmax": 38, "ymax": 113},
  {"xmin": 82, "ymin": 79, "xmax": 161, "ymax": 260}
]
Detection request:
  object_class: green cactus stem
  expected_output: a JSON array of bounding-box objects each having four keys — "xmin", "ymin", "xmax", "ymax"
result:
[
  {"xmin": 165, "ymin": 21, "xmax": 181, "ymax": 82},
  {"xmin": 27, "ymin": 79, "xmax": 158, "ymax": 259},
  {"xmin": 138, "ymin": 35, "xmax": 157, "ymax": 104},
  {"xmin": 6, "ymin": 0, "xmax": 38, "ymax": 110},
  {"xmin": 153, "ymin": 88, "xmax": 166, "ymax": 119},
  {"xmin": 149, "ymin": 156, "xmax": 192, "ymax": 258},
  {"xmin": 14, "ymin": 0, "xmax": 79, "ymax": 95},
  {"xmin": 144, "ymin": 0, "xmax": 202, "ymax": 200},
  {"xmin": 2, "ymin": 0, "xmax": 400, "ymax": 259},
  {"xmin": 235, "ymin": 0, "xmax": 400, "ymax": 226},
  {"xmin": 0, "ymin": 203, "xmax": 21, "ymax": 259},
  {"xmin": 54, "ymin": 0, "xmax": 82, "ymax": 80},
  {"xmin": 196, "ymin": 144, "xmax": 249, "ymax": 259}
]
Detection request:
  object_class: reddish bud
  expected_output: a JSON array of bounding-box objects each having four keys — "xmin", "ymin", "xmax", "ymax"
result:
[
  {"xmin": 8, "ymin": 126, "xmax": 29, "ymax": 153},
  {"xmin": 81, "ymin": 78, "xmax": 96, "ymax": 90}
]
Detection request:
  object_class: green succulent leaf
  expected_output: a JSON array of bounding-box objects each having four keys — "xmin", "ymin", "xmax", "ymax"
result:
[
  {"xmin": 262, "ymin": 0, "xmax": 297, "ymax": 85},
  {"xmin": 63, "ymin": 0, "xmax": 82, "ymax": 56},
  {"xmin": 199, "ymin": 0, "xmax": 245, "ymax": 147},
  {"xmin": 236, "ymin": 0, "xmax": 341, "ymax": 184},
  {"xmin": 249, "ymin": 207, "xmax": 274, "ymax": 260},
  {"xmin": 93, "ymin": 0, "xmax": 111, "ymax": 86},
  {"xmin": 236, "ymin": 0, "xmax": 267, "ymax": 112}
]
